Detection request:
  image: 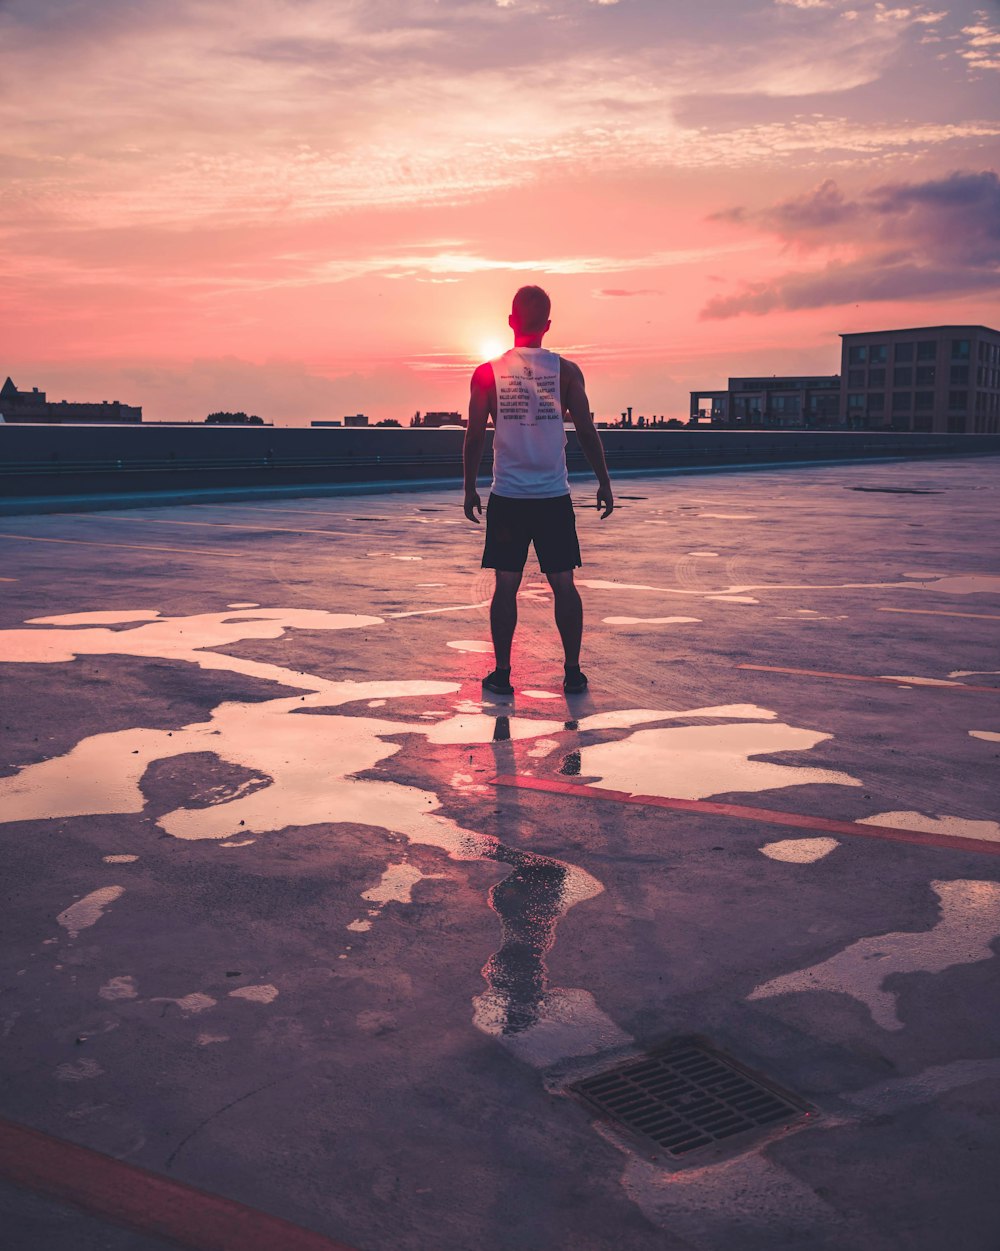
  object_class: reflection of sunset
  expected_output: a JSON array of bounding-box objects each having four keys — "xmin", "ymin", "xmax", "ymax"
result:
[{"xmin": 3, "ymin": 1, "xmax": 997, "ymax": 423}]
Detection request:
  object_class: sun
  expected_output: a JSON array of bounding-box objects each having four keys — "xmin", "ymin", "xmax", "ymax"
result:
[{"xmin": 477, "ymin": 336, "xmax": 507, "ymax": 362}]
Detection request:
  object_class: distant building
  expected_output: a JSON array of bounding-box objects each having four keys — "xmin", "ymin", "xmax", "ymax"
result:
[
  {"xmin": 840, "ymin": 325, "xmax": 1000, "ymax": 434},
  {"xmin": 689, "ymin": 376, "xmax": 840, "ymax": 428},
  {"xmin": 414, "ymin": 411, "xmax": 465, "ymax": 428},
  {"xmin": 689, "ymin": 323, "xmax": 1000, "ymax": 434},
  {"xmin": 311, "ymin": 420, "xmax": 343, "ymax": 427},
  {"xmin": 343, "ymin": 413, "xmax": 369, "ymax": 428},
  {"xmin": 0, "ymin": 376, "xmax": 142, "ymax": 424}
]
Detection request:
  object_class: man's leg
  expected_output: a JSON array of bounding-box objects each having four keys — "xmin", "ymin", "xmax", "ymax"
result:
[
  {"xmin": 546, "ymin": 570, "xmax": 583, "ymax": 669},
  {"xmin": 490, "ymin": 570, "xmax": 522, "ymax": 669}
]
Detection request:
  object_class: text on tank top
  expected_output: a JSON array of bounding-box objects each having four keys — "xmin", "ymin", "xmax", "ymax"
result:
[{"xmin": 490, "ymin": 347, "xmax": 569, "ymax": 498}]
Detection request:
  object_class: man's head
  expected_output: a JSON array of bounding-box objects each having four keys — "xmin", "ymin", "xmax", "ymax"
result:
[{"xmin": 509, "ymin": 285, "xmax": 551, "ymax": 338}]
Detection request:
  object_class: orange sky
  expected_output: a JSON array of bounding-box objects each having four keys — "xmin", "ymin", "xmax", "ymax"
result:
[{"xmin": 3, "ymin": 0, "xmax": 999, "ymax": 423}]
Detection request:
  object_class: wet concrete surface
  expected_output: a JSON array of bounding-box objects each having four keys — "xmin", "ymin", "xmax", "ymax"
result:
[{"xmin": 1, "ymin": 457, "xmax": 999, "ymax": 1250}]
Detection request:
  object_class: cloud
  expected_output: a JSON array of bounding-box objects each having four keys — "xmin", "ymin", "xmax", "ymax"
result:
[
  {"xmin": 960, "ymin": 11, "xmax": 1000, "ymax": 71},
  {"xmin": 593, "ymin": 288, "xmax": 662, "ymax": 298},
  {"xmin": 1, "ymin": 0, "xmax": 987, "ymax": 239},
  {"xmin": 702, "ymin": 169, "xmax": 1000, "ymax": 317}
]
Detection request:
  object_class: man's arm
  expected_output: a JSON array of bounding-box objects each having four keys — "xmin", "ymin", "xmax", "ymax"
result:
[
  {"xmin": 563, "ymin": 360, "xmax": 613, "ymax": 518},
  {"xmin": 463, "ymin": 362, "xmax": 494, "ymax": 523}
]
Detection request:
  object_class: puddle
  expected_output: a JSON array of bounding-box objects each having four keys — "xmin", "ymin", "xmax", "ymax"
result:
[
  {"xmin": 56, "ymin": 886, "xmax": 124, "ymax": 938},
  {"xmin": 473, "ymin": 842, "xmax": 604, "ymax": 1037},
  {"xmin": 446, "ymin": 640, "xmax": 493, "ymax": 653},
  {"xmin": 880, "ymin": 675, "xmax": 965, "ymax": 687},
  {"xmin": 760, "ymin": 838, "xmax": 839, "ymax": 863},
  {"xmin": 577, "ymin": 573, "xmax": 1000, "ymax": 602},
  {"xmin": 858, "ymin": 811, "xmax": 1000, "ymax": 844},
  {"xmin": 2, "ymin": 607, "xmax": 385, "ymax": 695},
  {"xmin": 748, "ymin": 879, "xmax": 1000, "ymax": 1029},
  {"xmin": 581, "ymin": 722, "xmax": 862, "ymax": 801},
  {"xmin": 228, "ymin": 984, "xmax": 278, "ymax": 1003},
  {"xmin": 99, "ymin": 976, "xmax": 138, "ymax": 1001},
  {"xmin": 0, "ymin": 605, "xmax": 620, "ymax": 1042},
  {"xmin": 365, "ymin": 862, "xmax": 443, "ymax": 907},
  {"xmin": 154, "ymin": 992, "xmax": 217, "ymax": 1015},
  {"xmin": 602, "ymin": 616, "xmax": 701, "ymax": 626}
]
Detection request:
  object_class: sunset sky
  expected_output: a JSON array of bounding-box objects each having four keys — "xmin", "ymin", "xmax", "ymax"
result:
[{"xmin": 4, "ymin": 0, "xmax": 999, "ymax": 424}]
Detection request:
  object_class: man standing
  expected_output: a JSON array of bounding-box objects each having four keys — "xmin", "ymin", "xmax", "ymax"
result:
[{"xmin": 463, "ymin": 285, "xmax": 613, "ymax": 696}]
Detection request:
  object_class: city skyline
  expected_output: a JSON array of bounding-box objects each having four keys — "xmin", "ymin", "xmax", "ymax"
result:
[{"xmin": 3, "ymin": 0, "xmax": 1000, "ymax": 424}]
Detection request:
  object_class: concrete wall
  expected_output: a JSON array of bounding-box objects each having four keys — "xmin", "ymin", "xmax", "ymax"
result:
[{"xmin": 3, "ymin": 423, "xmax": 1000, "ymax": 500}]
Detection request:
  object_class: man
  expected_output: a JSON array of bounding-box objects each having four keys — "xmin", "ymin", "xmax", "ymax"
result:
[{"xmin": 463, "ymin": 285, "xmax": 614, "ymax": 696}]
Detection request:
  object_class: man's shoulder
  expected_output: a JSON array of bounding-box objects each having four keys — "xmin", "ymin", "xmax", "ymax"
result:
[
  {"xmin": 471, "ymin": 360, "xmax": 496, "ymax": 390},
  {"xmin": 559, "ymin": 357, "xmax": 584, "ymax": 385}
]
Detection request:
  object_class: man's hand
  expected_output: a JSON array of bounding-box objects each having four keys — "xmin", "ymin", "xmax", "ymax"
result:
[
  {"xmin": 465, "ymin": 489, "xmax": 483, "ymax": 524},
  {"xmin": 597, "ymin": 483, "xmax": 614, "ymax": 519}
]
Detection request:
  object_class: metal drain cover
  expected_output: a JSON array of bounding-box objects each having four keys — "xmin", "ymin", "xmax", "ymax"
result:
[{"xmin": 571, "ymin": 1038, "xmax": 813, "ymax": 1161}]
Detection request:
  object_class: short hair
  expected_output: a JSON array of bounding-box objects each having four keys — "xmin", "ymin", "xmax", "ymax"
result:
[{"xmin": 511, "ymin": 285, "xmax": 551, "ymax": 334}]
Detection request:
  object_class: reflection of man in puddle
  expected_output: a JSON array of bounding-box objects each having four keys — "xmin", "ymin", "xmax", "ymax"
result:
[{"xmin": 463, "ymin": 286, "xmax": 614, "ymax": 696}]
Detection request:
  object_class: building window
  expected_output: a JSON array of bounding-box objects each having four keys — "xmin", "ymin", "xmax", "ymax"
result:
[
  {"xmin": 914, "ymin": 391, "xmax": 934, "ymax": 411},
  {"xmin": 951, "ymin": 338, "xmax": 970, "ymax": 360},
  {"xmin": 868, "ymin": 393, "xmax": 885, "ymax": 414},
  {"xmin": 916, "ymin": 340, "xmax": 936, "ymax": 361},
  {"xmin": 891, "ymin": 392, "xmax": 911, "ymax": 412},
  {"xmin": 947, "ymin": 415, "xmax": 966, "ymax": 433},
  {"xmin": 891, "ymin": 414, "xmax": 911, "ymax": 431},
  {"xmin": 868, "ymin": 367, "xmax": 885, "ymax": 387},
  {"xmin": 950, "ymin": 365, "xmax": 969, "ymax": 385},
  {"xmin": 915, "ymin": 365, "xmax": 936, "ymax": 385},
  {"xmin": 894, "ymin": 342, "xmax": 914, "ymax": 362},
  {"xmin": 848, "ymin": 369, "xmax": 865, "ymax": 388},
  {"xmin": 893, "ymin": 367, "xmax": 912, "ymax": 386},
  {"xmin": 948, "ymin": 391, "xmax": 968, "ymax": 410},
  {"xmin": 913, "ymin": 414, "xmax": 933, "ymax": 432},
  {"xmin": 847, "ymin": 393, "xmax": 865, "ymax": 409},
  {"xmin": 848, "ymin": 346, "xmax": 867, "ymax": 365},
  {"xmin": 869, "ymin": 345, "xmax": 888, "ymax": 365}
]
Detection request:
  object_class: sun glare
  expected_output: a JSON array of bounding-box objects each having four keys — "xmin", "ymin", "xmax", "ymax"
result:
[{"xmin": 477, "ymin": 336, "xmax": 507, "ymax": 361}]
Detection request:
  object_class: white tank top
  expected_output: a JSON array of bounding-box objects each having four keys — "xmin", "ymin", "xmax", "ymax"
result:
[{"xmin": 490, "ymin": 347, "xmax": 568, "ymax": 498}]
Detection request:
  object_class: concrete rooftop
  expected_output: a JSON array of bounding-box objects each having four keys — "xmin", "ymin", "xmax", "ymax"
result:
[{"xmin": 1, "ymin": 456, "xmax": 999, "ymax": 1251}]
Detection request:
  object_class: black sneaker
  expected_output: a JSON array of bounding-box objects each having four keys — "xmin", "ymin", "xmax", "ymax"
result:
[
  {"xmin": 483, "ymin": 670, "xmax": 514, "ymax": 696},
  {"xmin": 563, "ymin": 668, "xmax": 588, "ymax": 695}
]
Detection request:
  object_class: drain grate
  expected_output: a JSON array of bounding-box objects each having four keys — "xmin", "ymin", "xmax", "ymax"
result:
[{"xmin": 571, "ymin": 1039, "xmax": 812, "ymax": 1161}]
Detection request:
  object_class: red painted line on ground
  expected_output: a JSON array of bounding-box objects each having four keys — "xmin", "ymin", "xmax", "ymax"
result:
[
  {"xmin": 491, "ymin": 775, "xmax": 1000, "ymax": 857},
  {"xmin": 0, "ymin": 1117, "xmax": 359, "ymax": 1251},
  {"xmin": 736, "ymin": 663, "xmax": 1000, "ymax": 693}
]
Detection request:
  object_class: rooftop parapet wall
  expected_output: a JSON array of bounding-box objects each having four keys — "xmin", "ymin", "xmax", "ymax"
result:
[{"xmin": 2, "ymin": 424, "xmax": 999, "ymax": 505}]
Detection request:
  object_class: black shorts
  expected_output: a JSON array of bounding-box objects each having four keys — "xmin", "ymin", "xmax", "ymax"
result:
[{"xmin": 482, "ymin": 493, "xmax": 581, "ymax": 574}]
